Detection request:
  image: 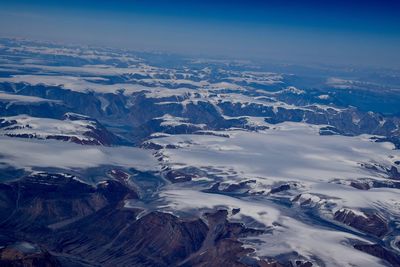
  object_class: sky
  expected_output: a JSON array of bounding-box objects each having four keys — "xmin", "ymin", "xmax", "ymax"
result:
[{"xmin": 0, "ymin": 0, "xmax": 399, "ymax": 68}]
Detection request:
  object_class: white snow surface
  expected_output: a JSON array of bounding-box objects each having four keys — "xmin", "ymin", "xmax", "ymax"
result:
[
  {"xmin": 147, "ymin": 122, "xmax": 400, "ymax": 266},
  {"xmin": 0, "ymin": 91, "xmax": 58, "ymax": 104},
  {"xmin": 0, "ymin": 136, "xmax": 157, "ymax": 171},
  {"xmin": 156, "ymin": 188, "xmax": 387, "ymax": 267},
  {"xmin": 0, "ymin": 115, "xmax": 96, "ymax": 141},
  {"xmin": 153, "ymin": 122, "xmax": 398, "ymax": 184},
  {"xmin": 150, "ymin": 122, "xmax": 400, "ymax": 213}
]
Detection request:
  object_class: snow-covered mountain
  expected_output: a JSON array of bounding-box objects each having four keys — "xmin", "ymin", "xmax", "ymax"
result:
[
  {"xmin": 0, "ymin": 38, "xmax": 399, "ymax": 267},
  {"xmin": 0, "ymin": 113, "xmax": 122, "ymax": 145}
]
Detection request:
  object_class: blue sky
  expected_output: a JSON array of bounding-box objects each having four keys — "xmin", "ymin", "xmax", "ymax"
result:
[{"xmin": 0, "ymin": 0, "xmax": 399, "ymax": 67}]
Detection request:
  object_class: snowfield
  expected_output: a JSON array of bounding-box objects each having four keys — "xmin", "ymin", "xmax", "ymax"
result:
[
  {"xmin": 156, "ymin": 189, "xmax": 387, "ymax": 267},
  {"xmin": 152, "ymin": 122, "xmax": 398, "ymax": 183},
  {"xmin": 1, "ymin": 39, "xmax": 400, "ymax": 267},
  {"xmin": 0, "ymin": 136, "xmax": 158, "ymax": 171},
  {"xmin": 145, "ymin": 122, "xmax": 400, "ymax": 266},
  {"xmin": 0, "ymin": 115, "xmax": 97, "ymax": 140}
]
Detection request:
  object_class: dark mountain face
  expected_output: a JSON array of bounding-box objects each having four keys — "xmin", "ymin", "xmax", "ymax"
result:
[
  {"xmin": 0, "ymin": 172, "xmax": 278, "ymax": 267},
  {"xmin": 0, "ymin": 38, "xmax": 399, "ymax": 267}
]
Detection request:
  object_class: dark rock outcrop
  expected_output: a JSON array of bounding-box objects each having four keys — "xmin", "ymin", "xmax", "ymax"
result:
[
  {"xmin": 354, "ymin": 243, "xmax": 400, "ymax": 267},
  {"xmin": 334, "ymin": 209, "xmax": 388, "ymax": 238},
  {"xmin": 0, "ymin": 173, "xmax": 276, "ymax": 267},
  {"xmin": 0, "ymin": 242, "xmax": 61, "ymax": 267}
]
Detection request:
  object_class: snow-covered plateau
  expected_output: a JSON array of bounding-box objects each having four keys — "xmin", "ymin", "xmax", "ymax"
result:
[{"xmin": 0, "ymin": 38, "xmax": 399, "ymax": 267}]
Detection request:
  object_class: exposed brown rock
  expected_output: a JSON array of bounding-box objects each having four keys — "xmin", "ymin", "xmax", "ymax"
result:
[
  {"xmin": 0, "ymin": 242, "xmax": 61, "ymax": 267},
  {"xmin": 0, "ymin": 172, "xmax": 289, "ymax": 267},
  {"xmin": 334, "ymin": 209, "xmax": 388, "ymax": 238}
]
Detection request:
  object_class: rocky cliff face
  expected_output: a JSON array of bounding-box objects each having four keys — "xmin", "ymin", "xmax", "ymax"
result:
[
  {"xmin": 334, "ymin": 209, "xmax": 388, "ymax": 238},
  {"xmin": 0, "ymin": 172, "xmax": 280, "ymax": 267}
]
